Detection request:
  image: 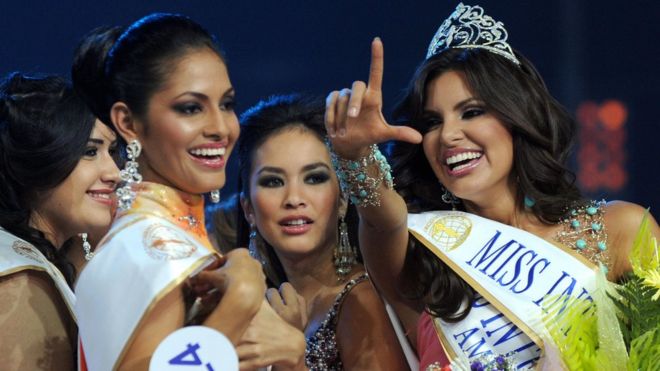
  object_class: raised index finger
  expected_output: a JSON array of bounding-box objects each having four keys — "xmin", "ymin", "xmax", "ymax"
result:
[{"xmin": 368, "ymin": 37, "xmax": 384, "ymax": 92}]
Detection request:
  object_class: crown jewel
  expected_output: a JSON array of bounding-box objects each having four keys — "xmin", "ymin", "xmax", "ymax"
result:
[{"xmin": 426, "ymin": 3, "xmax": 520, "ymax": 65}]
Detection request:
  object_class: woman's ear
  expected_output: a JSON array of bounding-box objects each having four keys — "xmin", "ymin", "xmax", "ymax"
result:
[
  {"xmin": 240, "ymin": 192, "xmax": 256, "ymax": 225},
  {"xmin": 110, "ymin": 101, "xmax": 140, "ymax": 143}
]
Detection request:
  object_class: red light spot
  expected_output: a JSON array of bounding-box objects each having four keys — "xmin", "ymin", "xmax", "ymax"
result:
[{"xmin": 598, "ymin": 100, "xmax": 627, "ymax": 131}]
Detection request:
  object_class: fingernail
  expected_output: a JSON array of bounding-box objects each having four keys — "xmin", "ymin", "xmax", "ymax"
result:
[
  {"xmin": 348, "ymin": 107, "xmax": 359, "ymax": 117},
  {"xmin": 339, "ymin": 128, "xmax": 346, "ymax": 137},
  {"xmin": 329, "ymin": 129, "xmax": 336, "ymax": 138},
  {"xmin": 374, "ymin": 36, "xmax": 381, "ymax": 42}
]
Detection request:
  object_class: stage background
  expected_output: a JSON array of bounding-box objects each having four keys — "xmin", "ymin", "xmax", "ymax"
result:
[{"xmin": 1, "ymin": 0, "xmax": 658, "ymax": 212}]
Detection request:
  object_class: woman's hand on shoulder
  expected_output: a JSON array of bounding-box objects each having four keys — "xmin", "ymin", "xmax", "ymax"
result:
[
  {"xmin": 336, "ymin": 279, "xmax": 409, "ymax": 370},
  {"xmin": 267, "ymin": 282, "xmax": 308, "ymax": 331},
  {"xmin": 325, "ymin": 38, "xmax": 421, "ymax": 160},
  {"xmin": 196, "ymin": 248, "xmax": 266, "ymax": 312},
  {"xmin": 604, "ymin": 201, "xmax": 660, "ymax": 279},
  {"xmin": 237, "ymin": 301, "xmax": 307, "ymax": 371}
]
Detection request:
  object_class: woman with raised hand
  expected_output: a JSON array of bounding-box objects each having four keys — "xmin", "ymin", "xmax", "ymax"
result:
[
  {"xmin": 72, "ymin": 14, "xmax": 270, "ymax": 370},
  {"xmin": 224, "ymin": 94, "xmax": 409, "ymax": 370},
  {"xmin": 325, "ymin": 3, "xmax": 659, "ymax": 370},
  {"xmin": 0, "ymin": 73, "xmax": 119, "ymax": 370}
]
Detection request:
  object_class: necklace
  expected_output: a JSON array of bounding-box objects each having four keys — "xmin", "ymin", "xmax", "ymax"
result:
[{"xmin": 555, "ymin": 200, "xmax": 610, "ymax": 273}]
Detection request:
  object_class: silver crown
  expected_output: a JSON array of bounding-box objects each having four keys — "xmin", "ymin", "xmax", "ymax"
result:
[{"xmin": 426, "ymin": 3, "xmax": 520, "ymax": 65}]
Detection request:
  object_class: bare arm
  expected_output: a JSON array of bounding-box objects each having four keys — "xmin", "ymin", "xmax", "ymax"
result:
[
  {"xmin": 118, "ymin": 249, "xmax": 266, "ymax": 369},
  {"xmin": 118, "ymin": 283, "xmax": 186, "ymax": 370},
  {"xmin": 0, "ymin": 271, "xmax": 75, "ymax": 370},
  {"xmin": 604, "ymin": 201, "xmax": 660, "ymax": 280},
  {"xmin": 325, "ymin": 38, "xmax": 424, "ymax": 343},
  {"xmin": 335, "ymin": 279, "xmax": 410, "ymax": 370}
]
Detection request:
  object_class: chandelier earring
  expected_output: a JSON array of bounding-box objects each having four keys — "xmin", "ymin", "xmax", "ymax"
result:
[
  {"xmin": 116, "ymin": 139, "xmax": 143, "ymax": 211},
  {"xmin": 209, "ymin": 190, "xmax": 221, "ymax": 203},
  {"xmin": 80, "ymin": 233, "xmax": 94, "ymax": 261},
  {"xmin": 334, "ymin": 216, "xmax": 357, "ymax": 281},
  {"xmin": 441, "ymin": 186, "xmax": 460, "ymax": 211},
  {"xmin": 248, "ymin": 224, "xmax": 266, "ymax": 265}
]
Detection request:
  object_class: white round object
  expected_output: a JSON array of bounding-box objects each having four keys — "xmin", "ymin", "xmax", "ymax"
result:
[{"xmin": 150, "ymin": 326, "xmax": 238, "ymax": 371}]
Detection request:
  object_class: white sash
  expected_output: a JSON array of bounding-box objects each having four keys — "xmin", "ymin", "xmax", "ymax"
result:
[
  {"xmin": 408, "ymin": 211, "xmax": 597, "ymax": 370},
  {"xmin": 75, "ymin": 214, "xmax": 216, "ymax": 371},
  {"xmin": 0, "ymin": 228, "xmax": 76, "ymax": 318}
]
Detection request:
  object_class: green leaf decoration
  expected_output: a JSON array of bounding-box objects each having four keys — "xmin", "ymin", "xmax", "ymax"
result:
[{"xmin": 628, "ymin": 327, "xmax": 660, "ymax": 371}]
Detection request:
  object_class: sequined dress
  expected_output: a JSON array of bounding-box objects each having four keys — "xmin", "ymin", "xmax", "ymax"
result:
[{"xmin": 305, "ymin": 273, "xmax": 369, "ymax": 371}]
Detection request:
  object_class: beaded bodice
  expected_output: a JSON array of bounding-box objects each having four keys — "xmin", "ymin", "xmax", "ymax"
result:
[
  {"xmin": 304, "ymin": 273, "xmax": 368, "ymax": 371},
  {"xmin": 555, "ymin": 200, "xmax": 610, "ymax": 273}
]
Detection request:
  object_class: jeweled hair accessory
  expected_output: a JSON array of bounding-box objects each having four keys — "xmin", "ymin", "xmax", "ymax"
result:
[{"xmin": 426, "ymin": 3, "xmax": 520, "ymax": 65}]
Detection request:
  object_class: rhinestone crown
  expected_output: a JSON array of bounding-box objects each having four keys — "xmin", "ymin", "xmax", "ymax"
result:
[{"xmin": 426, "ymin": 3, "xmax": 520, "ymax": 65}]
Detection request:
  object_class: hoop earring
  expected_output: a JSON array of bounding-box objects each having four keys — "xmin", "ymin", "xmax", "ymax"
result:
[
  {"xmin": 334, "ymin": 216, "xmax": 357, "ymax": 281},
  {"xmin": 248, "ymin": 224, "xmax": 266, "ymax": 265},
  {"xmin": 210, "ymin": 190, "xmax": 221, "ymax": 203},
  {"xmin": 441, "ymin": 186, "xmax": 460, "ymax": 211},
  {"xmin": 116, "ymin": 139, "xmax": 143, "ymax": 211},
  {"xmin": 80, "ymin": 233, "xmax": 94, "ymax": 261}
]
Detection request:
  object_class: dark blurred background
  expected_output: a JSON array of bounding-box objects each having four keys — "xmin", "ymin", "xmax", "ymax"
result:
[{"xmin": 1, "ymin": 0, "xmax": 657, "ymax": 211}]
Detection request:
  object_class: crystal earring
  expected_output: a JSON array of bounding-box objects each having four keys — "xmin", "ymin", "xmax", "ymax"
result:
[
  {"xmin": 441, "ymin": 186, "xmax": 460, "ymax": 211},
  {"xmin": 334, "ymin": 216, "xmax": 357, "ymax": 280},
  {"xmin": 116, "ymin": 139, "xmax": 143, "ymax": 211},
  {"xmin": 81, "ymin": 233, "xmax": 94, "ymax": 261},
  {"xmin": 248, "ymin": 224, "xmax": 265, "ymax": 265},
  {"xmin": 210, "ymin": 190, "xmax": 220, "ymax": 203}
]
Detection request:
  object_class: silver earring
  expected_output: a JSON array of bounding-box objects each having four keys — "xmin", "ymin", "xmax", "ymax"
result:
[
  {"xmin": 81, "ymin": 233, "xmax": 94, "ymax": 261},
  {"xmin": 116, "ymin": 139, "xmax": 143, "ymax": 211},
  {"xmin": 210, "ymin": 190, "xmax": 220, "ymax": 203},
  {"xmin": 248, "ymin": 224, "xmax": 266, "ymax": 265},
  {"xmin": 334, "ymin": 216, "xmax": 357, "ymax": 280},
  {"xmin": 441, "ymin": 186, "xmax": 460, "ymax": 211}
]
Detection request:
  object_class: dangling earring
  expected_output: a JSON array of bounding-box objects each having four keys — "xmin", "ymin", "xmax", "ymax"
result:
[
  {"xmin": 248, "ymin": 224, "xmax": 265, "ymax": 265},
  {"xmin": 441, "ymin": 186, "xmax": 460, "ymax": 211},
  {"xmin": 210, "ymin": 190, "xmax": 221, "ymax": 203},
  {"xmin": 116, "ymin": 139, "xmax": 143, "ymax": 211},
  {"xmin": 334, "ymin": 216, "xmax": 357, "ymax": 281},
  {"xmin": 524, "ymin": 195, "xmax": 536, "ymax": 209},
  {"xmin": 80, "ymin": 233, "xmax": 94, "ymax": 261}
]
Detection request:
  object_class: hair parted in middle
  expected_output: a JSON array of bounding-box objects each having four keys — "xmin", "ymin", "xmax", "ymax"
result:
[
  {"xmin": 390, "ymin": 47, "xmax": 583, "ymax": 322},
  {"xmin": 227, "ymin": 94, "xmax": 360, "ymax": 287}
]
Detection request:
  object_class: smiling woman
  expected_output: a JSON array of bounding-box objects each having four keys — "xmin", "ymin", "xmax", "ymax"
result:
[
  {"xmin": 0, "ymin": 72, "xmax": 119, "ymax": 370},
  {"xmin": 71, "ymin": 13, "xmax": 272, "ymax": 371},
  {"xmin": 324, "ymin": 3, "xmax": 660, "ymax": 369}
]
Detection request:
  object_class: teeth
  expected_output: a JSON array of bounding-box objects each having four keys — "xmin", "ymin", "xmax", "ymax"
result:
[
  {"xmin": 89, "ymin": 192, "xmax": 110, "ymax": 199},
  {"xmin": 190, "ymin": 147, "xmax": 226, "ymax": 157},
  {"xmin": 453, "ymin": 163, "xmax": 473, "ymax": 172},
  {"xmin": 446, "ymin": 151, "xmax": 482, "ymax": 165},
  {"xmin": 285, "ymin": 219, "xmax": 307, "ymax": 226}
]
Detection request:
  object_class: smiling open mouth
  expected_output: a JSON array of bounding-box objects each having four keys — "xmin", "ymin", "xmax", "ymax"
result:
[
  {"xmin": 189, "ymin": 147, "xmax": 226, "ymax": 159},
  {"xmin": 446, "ymin": 151, "xmax": 482, "ymax": 171}
]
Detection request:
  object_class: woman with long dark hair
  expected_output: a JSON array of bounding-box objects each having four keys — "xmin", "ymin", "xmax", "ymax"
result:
[
  {"xmin": 325, "ymin": 3, "xmax": 659, "ymax": 370},
  {"xmin": 221, "ymin": 94, "xmax": 408, "ymax": 370},
  {"xmin": 0, "ymin": 72, "xmax": 119, "ymax": 370},
  {"xmin": 71, "ymin": 14, "xmax": 294, "ymax": 370}
]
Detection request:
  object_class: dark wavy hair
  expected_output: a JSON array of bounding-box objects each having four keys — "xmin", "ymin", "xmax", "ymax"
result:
[
  {"xmin": 227, "ymin": 94, "xmax": 360, "ymax": 287},
  {"xmin": 72, "ymin": 13, "xmax": 224, "ymax": 141},
  {"xmin": 391, "ymin": 48, "xmax": 583, "ymax": 321},
  {"xmin": 0, "ymin": 72, "xmax": 98, "ymax": 285}
]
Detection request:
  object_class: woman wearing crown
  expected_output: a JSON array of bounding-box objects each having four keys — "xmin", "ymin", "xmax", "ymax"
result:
[{"xmin": 324, "ymin": 3, "xmax": 660, "ymax": 370}]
